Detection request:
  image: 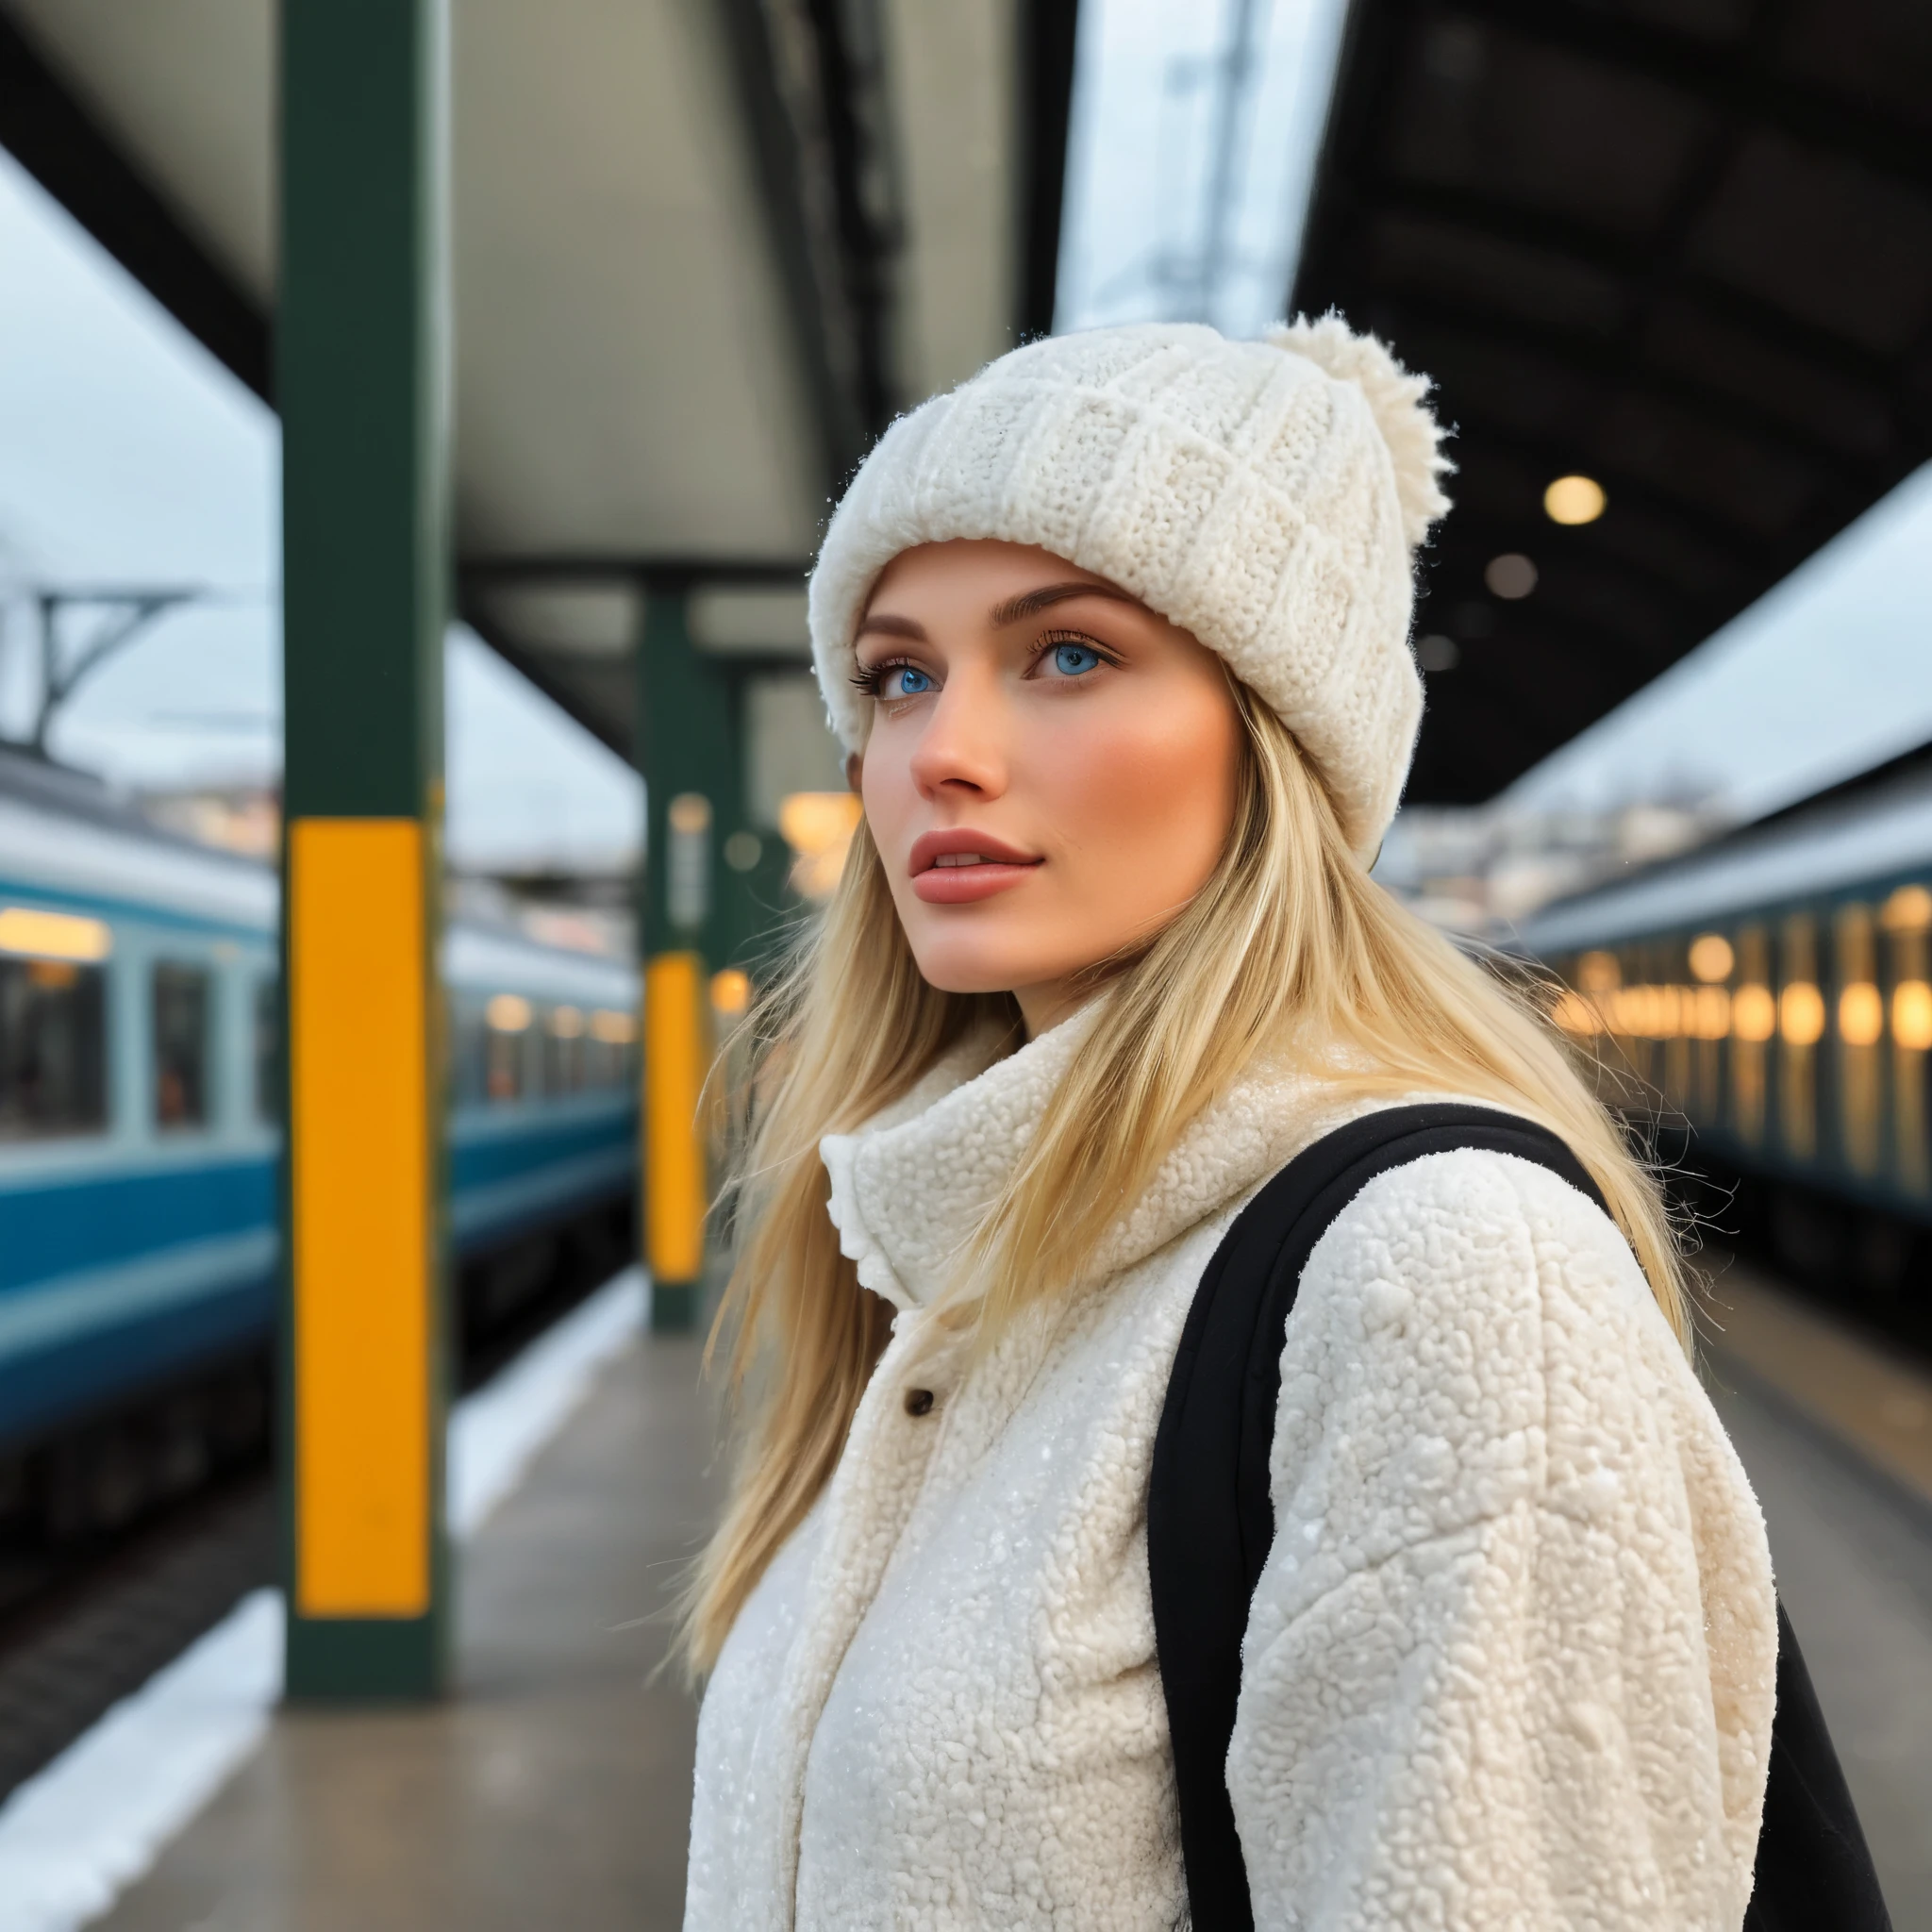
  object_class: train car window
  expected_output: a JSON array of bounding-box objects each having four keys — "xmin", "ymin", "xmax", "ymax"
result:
[
  {"xmin": 587, "ymin": 1007, "xmax": 636, "ymax": 1091},
  {"xmin": 450, "ymin": 993, "xmax": 489, "ymax": 1108},
  {"xmin": 1834, "ymin": 904, "xmax": 1883, "ymax": 1178},
  {"xmin": 0, "ymin": 955, "xmax": 107, "ymax": 1139},
  {"xmin": 153, "ymin": 963, "xmax": 211, "ymax": 1128},
  {"xmin": 254, "ymin": 978, "xmax": 281, "ymax": 1123},
  {"xmin": 1687, "ymin": 931, "xmax": 1733, "ymax": 1127},
  {"xmin": 1731, "ymin": 925, "xmax": 1772, "ymax": 1148},
  {"xmin": 1659, "ymin": 938, "xmax": 1692, "ymax": 1120},
  {"xmin": 485, "ymin": 991, "xmax": 531, "ymax": 1103},
  {"xmin": 1881, "ymin": 884, "xmax": 1932, "ymax": 1197},
  {"xmin": 1777, "ymin": 915, "xmax": 1822, "ymax": 1162},
  {"xmin": 543, "ymin": 1006, "xmax": 585, "ymax": 1094}
]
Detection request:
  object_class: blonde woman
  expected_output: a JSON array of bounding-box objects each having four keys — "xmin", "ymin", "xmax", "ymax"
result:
[{"xmin": 681, "ymin": 320, "xmax": 1782, "ymax": 1930}]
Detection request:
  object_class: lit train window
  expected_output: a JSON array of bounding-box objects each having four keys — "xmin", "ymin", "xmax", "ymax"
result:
[
  {"xmin": 485, "ymin": 991, "xmax": 532, "ymax": 1103},
  {"xmin": 585, "ymin": 1008, "xmax": 636, "ymax": 1091},
  {"xmin": 1776, "ymin": 915, "xmax": 1820, "ymax": 1162},
  {"xmin": 1881, "ymin": 883, "xmax": 1932, "ymax": 1195},
  {"xmin": 543, "ymin": 1005, "xmax": 585, "ymax": 1094},
  {"xmin": 1731, "ymin": 925, "xmax": 1771, "ymax": 1147},
  {"xmin": 1833, "ymin": 904, "xmax": 1882, "ymax": 1178},
  {"xmin": 0, "ymin": 956, "xmax": 107, "ymax": 1140},
  {"xmin": 255, "ymin": 979, "xmax": 281, "ymax": 1122},
  {"xmin": 153, "ymin": 963, "xmax": 210, "ymax": 1129}
]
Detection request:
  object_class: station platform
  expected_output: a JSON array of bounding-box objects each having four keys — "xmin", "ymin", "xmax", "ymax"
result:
[
  {"xmin": 92, "ymin": 1318, "xmax": 717, "ymax": 1932},
  {"xmin": 2, "ymin": 1256, "xmax": 1929, "ymax": 1930}
]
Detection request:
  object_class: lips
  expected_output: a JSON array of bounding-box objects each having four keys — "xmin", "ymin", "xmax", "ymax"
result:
[{"xmin": 908, "ymin": 829, "xmax": 1042, "ymax": 905}]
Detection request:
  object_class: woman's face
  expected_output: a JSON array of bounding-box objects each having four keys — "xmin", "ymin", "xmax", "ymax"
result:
[{"xmin": 853, "ymin": 540, "xmax": 1243, "ymax": 1036}]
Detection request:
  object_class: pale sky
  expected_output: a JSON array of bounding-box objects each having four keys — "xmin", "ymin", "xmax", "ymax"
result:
[{"xmin": 0, "ymin": 145, "xmax": 641, "ymax": 872}]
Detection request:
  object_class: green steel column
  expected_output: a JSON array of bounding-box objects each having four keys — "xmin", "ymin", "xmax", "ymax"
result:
[
  {"xmin": 638, "ymin": 590, "xmax": 738, "ymax": 1331},
  {"xmin": 278, "ymin": 0, "xmax": 451, "ymax": 1700}
]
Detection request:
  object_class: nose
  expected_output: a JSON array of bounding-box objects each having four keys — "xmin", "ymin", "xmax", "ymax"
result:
[{"xmin": 908, "ymin": 668, "xmax": 1008, "ymax": 803}]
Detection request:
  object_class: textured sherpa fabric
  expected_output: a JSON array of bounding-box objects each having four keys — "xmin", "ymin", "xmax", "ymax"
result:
[
  {"xmin": 808, "ymin": 316, "xmax": 1454, "ymax": 858},
  {"xmin": 684, "ymin": 1024, "xmax": 1780, "ymax": 1931}
]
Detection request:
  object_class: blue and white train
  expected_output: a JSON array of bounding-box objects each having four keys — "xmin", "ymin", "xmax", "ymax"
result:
[
  {"xmin": 1521, "ymin": 750, "xmax": 1932, "ymax": 1310},
  {"xmin": 0, "ymin": 753, "xmax": 638, "ymax": 1539}
]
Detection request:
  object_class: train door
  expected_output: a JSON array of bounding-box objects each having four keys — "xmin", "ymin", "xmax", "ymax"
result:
[{"xmin": 1881, "ymin": 884, "xmax": 1932, "ymax": 1202}]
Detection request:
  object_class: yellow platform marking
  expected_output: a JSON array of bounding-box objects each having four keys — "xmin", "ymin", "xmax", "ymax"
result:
[
  {"xmin": 291, "ymin": 817, "xmax": 433, "ymax": 1617},
  {"xmin": 645, "ymin": 951, "xmax": 708, "ymax": 1285}
]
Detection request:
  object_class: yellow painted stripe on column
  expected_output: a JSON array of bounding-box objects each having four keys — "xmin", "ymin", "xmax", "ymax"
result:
[
  {"xmin": 645, "ymin": 951, "xmax": 708, "ymax": 1284},
  {"xmin": 291, "ymin": 817, "xmax": 432, "ymax": 1616}
]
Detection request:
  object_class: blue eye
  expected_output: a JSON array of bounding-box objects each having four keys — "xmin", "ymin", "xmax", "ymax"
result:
[
  {"xmin": 884, "ymin": 665, "xmax": 932, "ymax": 698},
  {"xmin": 1051, "ymin": 642, "xmax": 1103, "ymax": 676}
]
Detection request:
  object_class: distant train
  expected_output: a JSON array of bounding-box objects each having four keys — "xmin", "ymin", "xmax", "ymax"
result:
[
  {"xmin": 1521, "ymin": 754, "xmax": 1932, "ymax": 1303},
  {"xmin": 0, "ymin": 752, "xmax": 638, "ymax": 1541}
]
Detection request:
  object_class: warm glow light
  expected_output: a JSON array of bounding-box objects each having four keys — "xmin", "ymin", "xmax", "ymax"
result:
[
  {"xmin": 1693, "ymin": 985, "xmax": 1730, "ymax": 1040},
  {"xmin": 590, "ymin": 1008, "xmax": 636, "ymax": 1044},
  {"xmin": 486, "ymin": 992, "xmax": 533, "ymax": 1033},
  {"xmin": 549, "ymin": 1004, "xmax": 584, "ymax": 1038},
  {"xmin": 1895, "ymin": 981, "xmax": 1932, "ymax": 1053},
  {"xmin": 1577, "ymin": 950, "xmax": 1621, "ymax": 992},
  {"xmin": 1881, "ymin": 884, "xmax": 1932, "ymax": 933},
  {"xmin": 1779, "ymin": 982, "xmax": 1825, "ymax": 1046},
  {"xmin": 1552, "ymin": 991, "xmax": 1601, "ymax": 1036},
  {"xmin": 1688, "ymin": 933, "xmax": 1733, "ymax": 984},
  {"xmin": 779, "ymin": 791, "xmax": 864, "ymax": 901},
  {"xmin": 0, "ymin": 906, "xmax": 112, "ymax": 962},
  {"xmin": 1839, "ymin": 982, "xmax": 1884, "ymax": 1047},
  {"xmin": 1732, "ymin": 985, "xmax": 1775, "ymax": 1043},
  {"xmin": 711, "ymin": 968, "xmax": 751, "ymax": 1017},
  {"xmin": 1544, "ymin": 475, "xmax": 1607, "ymax": 525}
]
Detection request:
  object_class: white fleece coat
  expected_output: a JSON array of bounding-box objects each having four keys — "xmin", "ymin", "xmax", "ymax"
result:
[{"xmin": 685, "ymin": 1018, "xmax": 1778, "ymax": 1931}]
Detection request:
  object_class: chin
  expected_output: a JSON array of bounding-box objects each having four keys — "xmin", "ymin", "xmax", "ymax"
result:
[{"xmin": 906, "ymin": 935, "xmax": 1055, "ymax": 1000}]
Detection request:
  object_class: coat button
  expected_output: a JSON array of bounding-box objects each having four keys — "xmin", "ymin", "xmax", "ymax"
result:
[{"xmin": 904, "ymin": 1388, "xmax": 935, "ymax": 1416}]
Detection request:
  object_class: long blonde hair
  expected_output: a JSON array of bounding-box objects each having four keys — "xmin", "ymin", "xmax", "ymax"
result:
[{"xmin": 683, "ymin": 682, "xmax": 1688, "ymax": 1671}]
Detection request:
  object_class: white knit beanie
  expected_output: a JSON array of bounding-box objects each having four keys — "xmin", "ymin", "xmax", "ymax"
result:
[{"xmin": 808, "ymin": 316, "xmax": 1453, "ymax": 858}]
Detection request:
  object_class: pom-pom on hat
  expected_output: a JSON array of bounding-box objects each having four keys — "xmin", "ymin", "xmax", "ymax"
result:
[{"xmin": 808, "ymin": 315, "xmax": 1453, "ymax": 858}]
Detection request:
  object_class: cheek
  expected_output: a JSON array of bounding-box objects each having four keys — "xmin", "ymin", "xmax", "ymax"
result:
[{"xmin": 1039, "ymin": 691, "xmax": 1239, "ymax": 896}]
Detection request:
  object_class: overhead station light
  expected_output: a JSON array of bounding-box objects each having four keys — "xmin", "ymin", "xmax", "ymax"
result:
[
  {"xmin": 1484, "ymin": 553, "xmax": 1538, "ymax": 600},
  {"xmin": 0, "ymin": 906, "xmax": 112, "ymax": 962},
  {"xmin": 1544, "ymin": 475, "xmax": 1607, "ymax": 525}
]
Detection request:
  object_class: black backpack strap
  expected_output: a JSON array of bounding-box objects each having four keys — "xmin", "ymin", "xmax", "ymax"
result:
[
  {"xmin": 1149, "ymin": 1101, "xmax": 1890, "ymax": 1932},
  {"xmin": 1149, "ymin": 1103, "xmax": 1604, "ymax": 1932}
]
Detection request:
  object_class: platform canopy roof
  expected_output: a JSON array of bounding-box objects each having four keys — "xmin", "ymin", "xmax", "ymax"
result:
[
  {"xmin": 3, "ymin": 0, "xmax": 1929, "ymax": 805},
  {"xmin": 1293, "ymin": 0, "xmax": 1932, "ymax": 803},
  {"xmin": 0, "ymin": 0, "xmax": 1078, "ymax": 760}
]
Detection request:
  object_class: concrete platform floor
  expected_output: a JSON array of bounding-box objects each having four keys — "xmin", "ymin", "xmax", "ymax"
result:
[
  {"xmin": 95, "ymin": 1331, "xmax": 721, "ymax": 1932},
  {"xmin": 76, "ymin": 1258, "xmax": 1932, "ymax": 1932}
]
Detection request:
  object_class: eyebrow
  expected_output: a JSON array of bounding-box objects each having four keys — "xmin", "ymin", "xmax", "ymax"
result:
[
  {"xmin": 989, "ymin": 580, "xmax": 1138, "ymax": 626},
  {"xmin": 856, "ymin": 579, "xmax": 1137, "ymax": 646}
]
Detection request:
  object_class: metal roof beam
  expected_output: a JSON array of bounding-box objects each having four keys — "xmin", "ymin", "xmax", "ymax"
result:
[{"xmin": 0, "ymin": 9, "xmax": 270, "ymax": 400}]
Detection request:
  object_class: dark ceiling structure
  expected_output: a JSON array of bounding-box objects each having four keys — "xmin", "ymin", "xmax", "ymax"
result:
[{"xmin": 1294, "ymin": 0, "xmax": 1932, "ymax": 806}]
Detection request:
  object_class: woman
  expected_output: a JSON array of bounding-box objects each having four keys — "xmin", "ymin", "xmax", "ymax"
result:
[{"xmin": 682, "ymin": 318, "xmax": 1777, "ymax": 1929}]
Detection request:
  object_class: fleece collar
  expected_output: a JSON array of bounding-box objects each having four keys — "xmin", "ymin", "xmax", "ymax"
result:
[{"xmin": 820, "ymin": 1009, "xmax": 1362, "ymax": 1314}]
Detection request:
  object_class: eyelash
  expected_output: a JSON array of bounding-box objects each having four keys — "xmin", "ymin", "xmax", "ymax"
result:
[
  {"xmin": 848, "ymin": 630, "xmax": 1120, "ymax": 698},
  {"xmin": 849, "ymin": 655, "xmax": 917, "ymax": 699}
]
